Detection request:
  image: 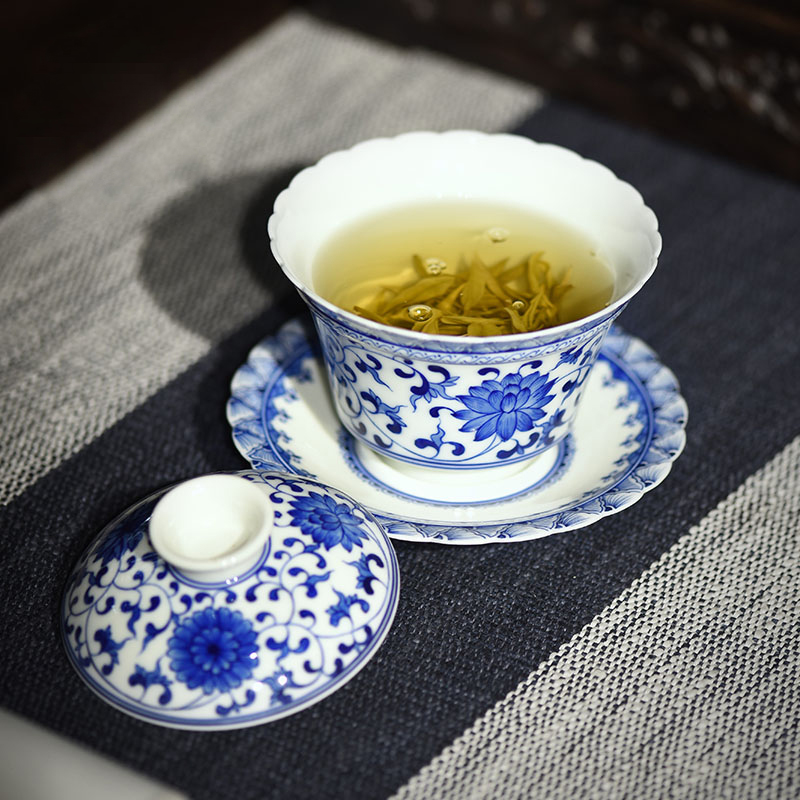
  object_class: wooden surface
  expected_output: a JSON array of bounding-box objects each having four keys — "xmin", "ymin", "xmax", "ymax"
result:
[
  {"xmin": 312, "ymin": 0, "xmax": 800, "ymax": 181},
  {"xmin": 3, "ymin": 0, "xmax": 798, "ymax": 211},
  {"xmin": 0, "ymin": 0, "xmax": 291, "ymax": 210}
]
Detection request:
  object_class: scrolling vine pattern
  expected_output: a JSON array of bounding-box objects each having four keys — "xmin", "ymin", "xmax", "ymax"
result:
[
  {"xmin": 62, "ymin": 471, "xmax": 398, "ymax": 727},
  {"xmin": 316, "ymin": 318, "xmax": 604, "ymax": 468}
]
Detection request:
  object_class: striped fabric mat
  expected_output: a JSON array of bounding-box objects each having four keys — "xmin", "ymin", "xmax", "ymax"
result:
[{"xmin": 1, "ymin": 11, "xmax": 798, "ymax": 799}]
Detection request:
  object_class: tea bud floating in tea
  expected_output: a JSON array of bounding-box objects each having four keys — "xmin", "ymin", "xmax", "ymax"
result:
[
  {"xmin": 423, "ymin": 258, "xmax": 447, "ymax": 275},
  {"xmin": 312, "ymin": 201, "xmax": 615, "ymax": 337},
  {"xmin": 487, "ymin": 227, "xmax": 508, "ymax": 243}
]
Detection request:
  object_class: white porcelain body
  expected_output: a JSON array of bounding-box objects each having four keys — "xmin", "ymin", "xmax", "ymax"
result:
[
  {"xmin": 227, "ymin": 320, "xmax": 688, "ymax": 544},
  {"xmin": 61, "ymin": 471, "xmax": 400, "ymax": 729},
  {"xmin": 268, "ymin": 131, "xmax": 661, "ymax": 472}
]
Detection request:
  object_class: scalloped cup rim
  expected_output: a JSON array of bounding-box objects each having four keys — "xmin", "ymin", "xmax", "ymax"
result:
[{"xmin": 268, "ymin": 130, "xmax": 662, "ymax": 349}]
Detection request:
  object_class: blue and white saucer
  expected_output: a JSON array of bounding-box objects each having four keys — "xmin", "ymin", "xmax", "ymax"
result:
[{"xmin": 227, "ymin": 319, "xmax": 687, "ymax": 544}]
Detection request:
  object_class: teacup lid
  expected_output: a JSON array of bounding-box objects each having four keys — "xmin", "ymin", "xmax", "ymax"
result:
[{"xmin": 61, "ymin": 471, "xmax": 400, "ymax": 730}]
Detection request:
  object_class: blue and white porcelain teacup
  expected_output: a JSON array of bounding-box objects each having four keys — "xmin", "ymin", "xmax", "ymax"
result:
[{"xmin": 268, "ymin": 131, "xmax": 660, "ymax": 482}]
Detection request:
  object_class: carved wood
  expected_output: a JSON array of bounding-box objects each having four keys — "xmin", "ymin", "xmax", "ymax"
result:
[{"xmin": 311, "ymin": 0, "xmax": 800, "ymax": 179}]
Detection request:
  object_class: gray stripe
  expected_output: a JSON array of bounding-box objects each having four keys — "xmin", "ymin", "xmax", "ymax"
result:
[
  {"xmin": 0, "ymin": 12, "xmax": 542, "ymax": 505},
  {"xmin": 393, "ymin": 435, "xmax": 800, "ymax": 800}
]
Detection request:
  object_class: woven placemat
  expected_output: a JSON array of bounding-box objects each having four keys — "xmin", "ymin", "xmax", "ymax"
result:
[{"xmin": 1, "ymin": 11, "xmax": 799, "ymax": 800}]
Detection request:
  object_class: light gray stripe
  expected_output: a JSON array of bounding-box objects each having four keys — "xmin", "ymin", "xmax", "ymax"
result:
[
  {"xmin": 0, "ymin": 12, "xmax": 542, "ymax": 505},
  {"xmin": 393, "ymin": 436, "xmax": 800, "ymax": 800}
]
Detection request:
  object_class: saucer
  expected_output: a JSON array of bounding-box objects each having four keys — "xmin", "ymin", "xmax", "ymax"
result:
[
  {"xmin": 61, "ymin": 471, "xmax": 400, "ymax": 729},
  {"xmin": 227, "ymin": 320, "xmax": 687, "ymax": 544}
]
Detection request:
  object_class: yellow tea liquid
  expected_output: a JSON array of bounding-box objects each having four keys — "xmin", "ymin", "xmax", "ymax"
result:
[{"xmin": 312, "ymin": 201, "xmax": 615, "ymax": 336}]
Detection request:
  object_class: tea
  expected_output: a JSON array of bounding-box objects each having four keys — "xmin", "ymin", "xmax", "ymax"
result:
[{"xmin": 312, "ymin": 201, "xmax": 615, "ymax": 336}]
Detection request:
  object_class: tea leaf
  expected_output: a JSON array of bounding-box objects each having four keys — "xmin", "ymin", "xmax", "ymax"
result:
[
  {"xmin": 441, "ymin": 314, "xmax": 504, "ymax": 325},
  {"xmin": 383, "ymin": 275, "xmax": 455, "ymax": 312},
  {"xmin": 526, "ymin": 252, "xmax": 548, "ymax": 291},
  {"xmin": 365, "ymin": 287, "xmax": 396, "ymax": 314},
  {"xmin": 497, "ymin": 261, "xmax": 526, "ymax": 284},
  {"xmin": 504, "ymin": 304, "xmax": 529, "ymax": 333},
  {"xmin": 413, "ymin": 307, "xmax": 443, "ymax": 334},
  {"xmin": 550, "ymin": 267, "xmax": 574, "ymax": 304},
  {"xmin": 485, "ymin": 269, "xmax": 513, "ymax": 303},
  {"xmin": 353, "ymin": 305, "xmax": 389, "ymax": 325},
  {"xmin": 421, "ymin": 315, "xmax": 442, "ymax": 334},
  {"xmin": 350, "ymin": 248, "xmax": 575, "ymax": 336},
  {"xmin": 438, "ymin": 281, "xmax": 468, "ymax": 314},
  {"xmin": 488, "ymin": 258, "xmax": 510, "ymax": 277},
  {"xmin": 461, "ymin": 258, "xmax": 489, "ymax": 312},
  {"xmin": 412, "ymin": 254, "xmax": 429, "ymax": 278},
  {"xmin": 480, "ymin": 321, "xmax": 509, "ymax": 336}
]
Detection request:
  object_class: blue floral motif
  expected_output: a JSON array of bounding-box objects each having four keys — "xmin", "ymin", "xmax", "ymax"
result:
[
  {"xmin": 129, "ymin": 664, "xmax": 173, "ymax": 705},
  {"xmin": 398, "ymin": 365, "xmax": 457, "ymax": 410},
  {"xmin": 226, "ymin": 322, "xmax": 687, "ymax": 545},
  {"xmin": 557, "ymin": 345, "xmax": 584, "ymax": 365},
  {"xmin": 243, "ymin": 318, "xmax": 622, "ymax": 469},
  {"xmin": 288, "ymin": 492, "xmax": 368, "ymax": 551},
  {"xmin": 94, "ymin": 501, "xmax": 150, "ymax": 565},
  {"xmin": 327, "ymin": 590, "xmax": 369, "ymax": 626},
  {"xmin": 413, "ymin": 422, "xmax": 466, "ymax": 457},
  {"xmin": 167, "ymin": 607, "xmax": 259, "ymax": 695},
  {"xmin": 453, "ymin": 371, "xmax": 556, "ymax": 442},
  {"xmin": 264, "ymin": 668, "xmax": 302, "ymax": 705},
  {"xmin": 347, "ymin": 553, "xmax": 384, "ymax": 594},
  {"xmin": 359, "ymin": 389, "xmax": 405, "ymax": 432},
  {"xmin": 62, "ymin": 470, "xmax": 398, "ymax": 728},
  {"xmin": 216, "ymin": 689, "xmax": 257, "ymax": 717},
  {"xmin": 354, "ymin": 354, "xmax": 389, "ymax": 387},
  {"xmin": 130, "ymin": 663, "xmax": 171, "ymax": 691},
  {"xmin": 94, "ymin": 625, "xmax": 124, "ymax": 674}
]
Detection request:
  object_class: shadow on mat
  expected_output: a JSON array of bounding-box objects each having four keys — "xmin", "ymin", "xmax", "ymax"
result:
[{"xmin": 137, "ymin": 165, "xmax": 304, "ymax": 340}]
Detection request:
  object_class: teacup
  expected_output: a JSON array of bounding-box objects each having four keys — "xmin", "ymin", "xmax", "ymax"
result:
[{"xmin": 268, "ymin": 131, "xmax": 660, "ymax": 479}]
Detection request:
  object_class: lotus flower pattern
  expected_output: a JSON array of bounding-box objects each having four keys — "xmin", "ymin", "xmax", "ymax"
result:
[
  {"xmin": 288, "ymin": 491, "xmax": 368, "ymax": 551},
  {"xmin": 168, "ymin": 607, "xmax": 258, "ymax": 694},
  {"xmin": 453, "ymin": 371, "xmax": 555, "ymax": 442}
]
